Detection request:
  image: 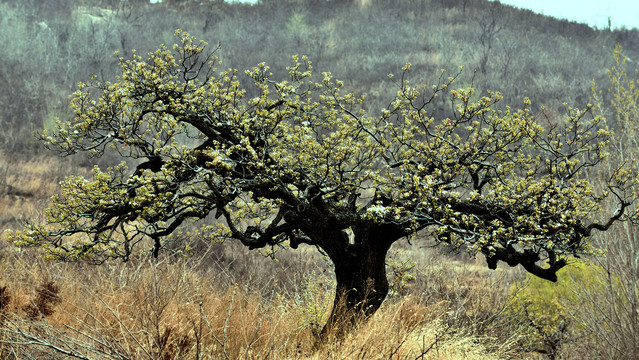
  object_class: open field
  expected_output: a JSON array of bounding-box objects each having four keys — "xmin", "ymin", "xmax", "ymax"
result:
[
  {"xmin": 0, "ymin": 244, "xmax": 526, "ymax": 359},
  {"xmin": 2, "ymin": 126, "xmax": 638, "ymax": 359},
  {"xmin": 0, "ymin": 154, "xmax": 530, "ymax": 359}
]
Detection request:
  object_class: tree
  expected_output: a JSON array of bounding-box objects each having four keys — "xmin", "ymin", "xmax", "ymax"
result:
[
  {"xmin": 571, "ymin": 44, "xmax": 639, "ymax": 359},
  {"xmin": 477, "ymin": 1, "xmax": 503, "ymax": 75},
  {"xmin": 9, "ymin": 31, "xmax": 639, "ymax": 338}
]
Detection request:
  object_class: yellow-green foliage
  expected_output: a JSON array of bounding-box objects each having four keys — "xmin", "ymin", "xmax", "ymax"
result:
[
  {"xmin": 286, "ymin": 11, "xmax": 309, "ymax": 37},
  {"xmin": 288, "ymin": 270, "xmax": 333, "ymax": 330},
  {"xmin": 592, "ymin": 44, "xmax": 639, "ymax": 162},
  {"xmin": 510, "ymin": 259, "xmax": 606, "ymax": 351},
  {"xmin": 387, "ymin": 250, "xmax": 416, "ymax": 297},
  {"xmin": 10, "ymin": 30, "xmax": 632, "ymax": 271}
]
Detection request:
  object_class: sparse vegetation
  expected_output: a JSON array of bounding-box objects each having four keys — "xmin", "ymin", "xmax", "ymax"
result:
[
  {"xmin": 11, "ymin": 28, "xmax": 636, "ymax": 340},
  {"xmin": 0, "ymin": 242, "xmax": 523, "ymax": 359},
  {"xmin": 1, "ymin": 0, "xmax": 639, "ymax": 359}
]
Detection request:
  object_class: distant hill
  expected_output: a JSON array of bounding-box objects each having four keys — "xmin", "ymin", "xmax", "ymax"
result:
[{"xmin": 0, "ymin": 0, "xmax": 637, "ymax": 154}]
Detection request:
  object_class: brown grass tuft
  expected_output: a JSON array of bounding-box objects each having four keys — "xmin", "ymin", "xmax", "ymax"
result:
[{"xmin": 23, "ymin": 280, "xmax": 61, "ymax": 319}]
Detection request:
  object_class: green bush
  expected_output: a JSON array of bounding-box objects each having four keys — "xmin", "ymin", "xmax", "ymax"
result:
[{"xmin": 510, "ymin": 259, "xmax": 607, "ymax": 358}]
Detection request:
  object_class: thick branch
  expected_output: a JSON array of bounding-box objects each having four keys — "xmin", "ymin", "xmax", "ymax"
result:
[{"xmin": 484, "ymin": 245, "xmax": 566, "ymax": 282}]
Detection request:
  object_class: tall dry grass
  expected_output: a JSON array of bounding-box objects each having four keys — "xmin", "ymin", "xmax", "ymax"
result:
[
  {"xmin": 0, "ymin": 152, "xmax": 85, "ymax": 229},
  {"xmin": 0, "ymin": 154, "xmax": 526, "ymax": 359},
  {"xmin": 0, "ymin": 242, "xmax": 525, "ymax": 359}
]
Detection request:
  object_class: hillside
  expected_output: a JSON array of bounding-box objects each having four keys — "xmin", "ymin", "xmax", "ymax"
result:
[{"xmin": 0, "ymin": 0, "xmax": 637, "ymax": 155}]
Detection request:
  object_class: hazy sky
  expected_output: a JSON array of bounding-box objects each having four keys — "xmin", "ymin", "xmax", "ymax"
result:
[{"xmin": 496, "ymin": 0, "xmax": 639, "ymax": 30}]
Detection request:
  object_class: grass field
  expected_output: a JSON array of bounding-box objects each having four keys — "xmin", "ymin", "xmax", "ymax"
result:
[{"xmin": 0, "ymin": 154, "xmax": 578, "ymax": 359}]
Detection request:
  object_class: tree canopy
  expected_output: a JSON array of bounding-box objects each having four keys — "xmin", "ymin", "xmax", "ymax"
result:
[{"xmin": 9, "ymin": 31, "xmax": 639, "ymax": 335}]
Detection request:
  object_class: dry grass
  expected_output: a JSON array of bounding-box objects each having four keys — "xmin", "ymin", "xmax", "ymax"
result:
[
  {"xmin": 0, "ymin": 155, "xmax": 526, "ymax": 359},
  {"xmin": 0, "ymin": 246, "xmax": 521, "ymax": 360},
  {"xmin": 0, "ymin": 152, "xmax": 83, "ymax": 229}
]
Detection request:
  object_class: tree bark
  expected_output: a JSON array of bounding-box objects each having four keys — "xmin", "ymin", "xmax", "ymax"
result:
[{"xmin": 316, "ymin": 225, "xmax": 397, "ymax": 341}]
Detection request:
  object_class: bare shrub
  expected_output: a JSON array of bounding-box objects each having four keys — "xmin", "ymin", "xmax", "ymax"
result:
[{"xmin": 23, "ymin": 281, "xmax": 61, "ymax": 320}]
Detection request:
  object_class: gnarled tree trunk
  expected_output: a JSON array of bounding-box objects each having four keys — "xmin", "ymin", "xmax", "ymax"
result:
[{"xmin": 316, "ymin": 225, "xmax": 399, "ymax": 341}]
